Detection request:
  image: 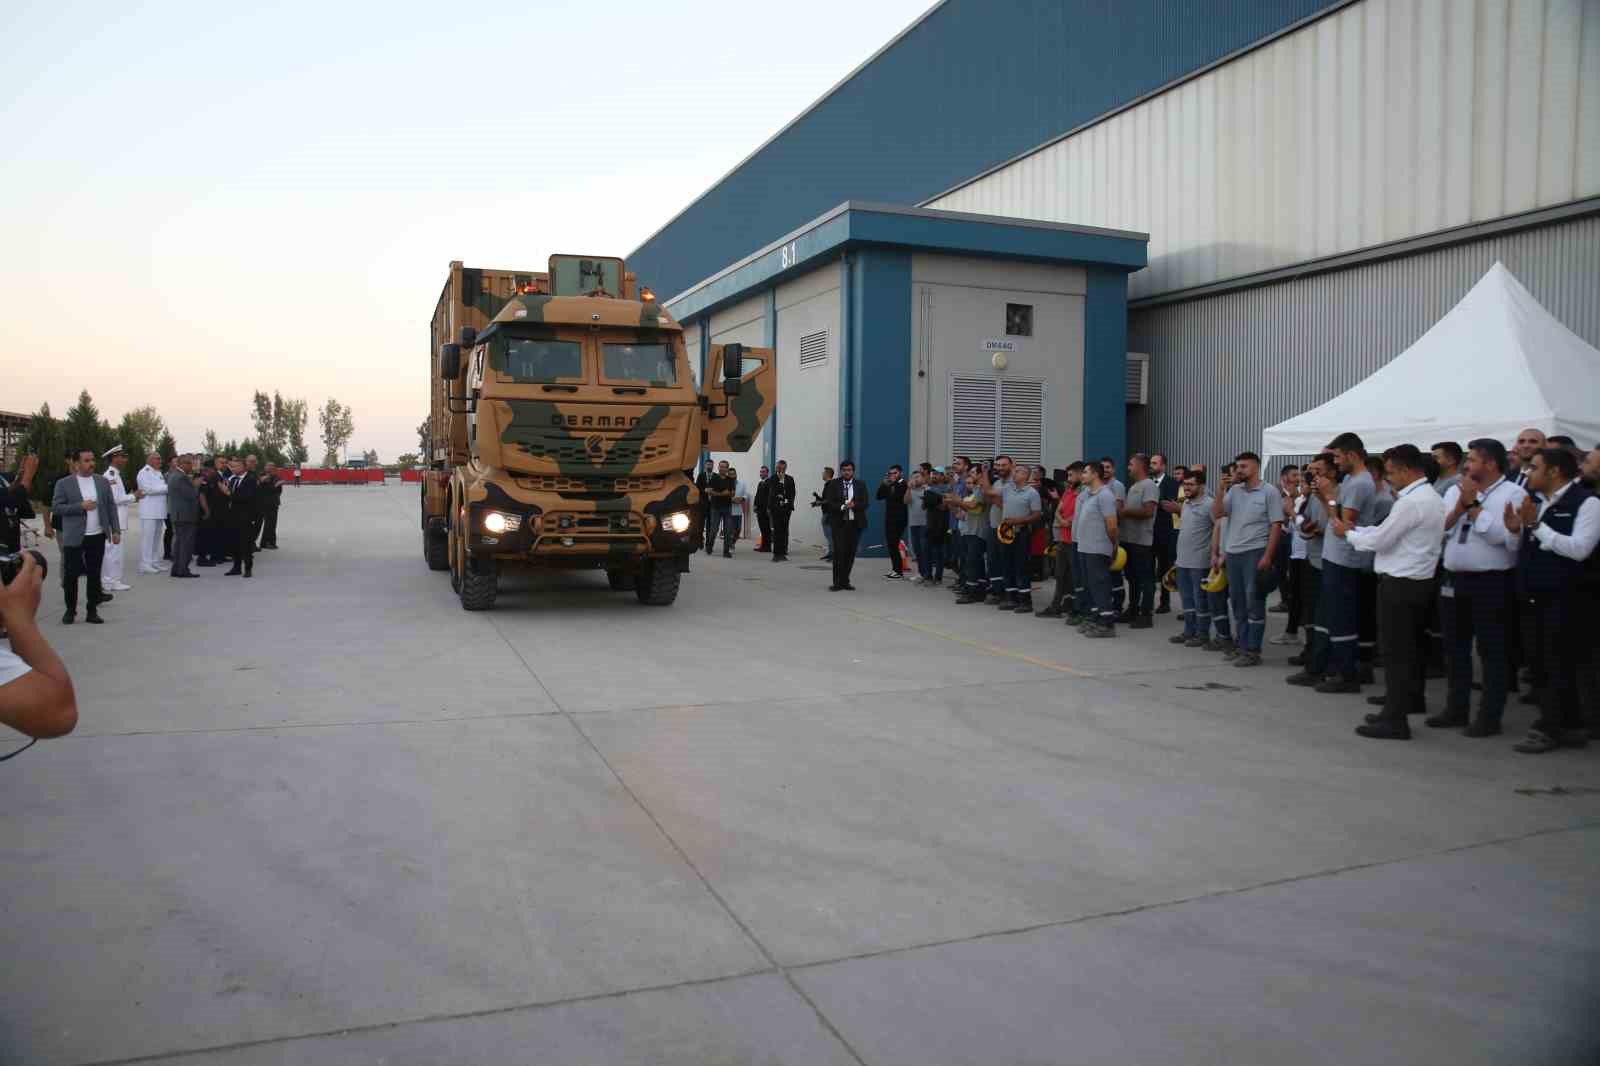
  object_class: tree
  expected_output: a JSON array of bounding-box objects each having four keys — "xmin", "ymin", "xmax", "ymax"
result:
[
  {"xmin": 278, "ymin": 396, "xmax": 309, "ymax": 464},
  {"xmin": 318, "ymin": 398, "xmax": 354, "ymax": 467},
  {"xmin": 121, "ymin": 405, "xmax": 165, "ymax": 449},
  {"xmin": 157, "ymin": 430, "xmax": 177, "ymax": 465},
  {"xmin": 416, "ymin": 415, "xmax": 431, "ymax": 457},
  {"xmin": 251, "ymin": 391, "xmax": 274, "ymax": 449},
  {"xmin": 361, "ymin": 448, "xmax": 379, "ymax": 466},
  {"xmin": 395, "ymin": 452, "xmax": 420, "ymax": 467},
  {"xmin": 61, "ymin": 390, "xmax": 112, "ymax": 458},
  {"xmin": 17, "ymin": 403, "xmax": 64, "ymax": 502},
  {"xmin": 203, "ymin": 428, "xmax": 222, "ymax": 456}
]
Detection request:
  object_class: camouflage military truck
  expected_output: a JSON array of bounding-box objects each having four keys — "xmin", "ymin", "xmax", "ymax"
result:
[{"xmin": 425, "ymin": 255, "xmax": 774, "ymax": 610}]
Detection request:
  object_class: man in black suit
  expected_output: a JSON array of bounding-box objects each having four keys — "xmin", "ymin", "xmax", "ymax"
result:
[
  {"xmin": 753, "ymin": 465, "xmax": 772, "ymax": 552},
  {"xmin": 766, "ymin": 459, "xmax": 796, "ymax": 562},
  {"xmin": 821, "ymin": 460, "xmax": 869, "ymax": 590},
  {"xmin": 256, "ymin": 464, "xmax": 283, "ymax": 549},
  {"xmin": 876, "ymin": 464, "xmax": 909, "ymax": 580},
  {"xmin": 222, "ymin": 458, "xmax": 257, "ymax": 577},
  {"xmin": 1151, "ymin": 452, "xmax": 1179, "ymax": 614}
]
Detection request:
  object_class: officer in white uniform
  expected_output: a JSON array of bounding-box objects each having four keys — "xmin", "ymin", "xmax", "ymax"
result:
[
  {"xmin": 134, "ymin": 450, "xmax": 169, "ymax": 574},
  {"xmin": 99, "ymin": 445, "xmax": 135, "ymax": 591}
]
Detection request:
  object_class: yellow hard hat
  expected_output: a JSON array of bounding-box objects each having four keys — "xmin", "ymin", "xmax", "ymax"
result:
[
  {"xmin": 1160, "ymin": 566, "xmax": 1177, "ymax": 593},
  {"xmin": 997, "ymin": 523, "xmax": 1016, "ymax": 544},
  {"xmin": 1201, "ymin": 566, "xmax": 1228, "ymax": 593},
  {"xmin": 1109, "ymin": 545, "xmax": 1128, "ymax": 572}
]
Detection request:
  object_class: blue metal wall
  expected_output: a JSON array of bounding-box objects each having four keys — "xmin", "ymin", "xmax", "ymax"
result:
[{"xmin": 632, "ymin": 0, "xmax": 1341, "ymax": 299}]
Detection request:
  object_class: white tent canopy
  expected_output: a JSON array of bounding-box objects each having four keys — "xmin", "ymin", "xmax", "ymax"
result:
[{"xmin": 1262, "ymin": 262, "xmax": 1600, "ymax": 460}]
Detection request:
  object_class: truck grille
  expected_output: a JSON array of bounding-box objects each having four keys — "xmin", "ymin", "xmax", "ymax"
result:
[{"xmin": 514, "ymin": 475, "xmax": 665, "ymax": 494}]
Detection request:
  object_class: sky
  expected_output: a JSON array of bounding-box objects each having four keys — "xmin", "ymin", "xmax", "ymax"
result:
[{"xmin": 0, "ymin": 0, "xmax": 932, "ymax": 461}]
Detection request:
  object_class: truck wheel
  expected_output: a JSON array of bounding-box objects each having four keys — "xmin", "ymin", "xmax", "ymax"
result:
[
  {"xmin": 459, "ymin": 555, "xmax": 498, "ymax": 611},
  {"xmin": 634, "ymin": 560, "xmax": 680, "ymax": 606},
  {"xmin": 448, "ymin": 524, "xmax": 461, "ymax": 593},
  {"xmin": 425, "ymin": 524, "xmax": 449, "ymax": 571},
  {"xmin": 607, "ymin": 569, "xmax": 636, "ymax": 591}
]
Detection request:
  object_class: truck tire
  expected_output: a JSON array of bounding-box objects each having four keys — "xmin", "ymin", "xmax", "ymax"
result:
[
  {"xmin": 425, "ymin": 524, "xmax": 449, "ymax": 571},
  {"xmin": 448, "ymin": 525, "xmax": 462, "ymax": 593},
  {"xmin": 459, "ymin": 555, "xmax": 498, "ymax": 611},
  {"xmin": 607, "ymin": 569, "xmax": 636, "ymax": 591},
  {"xmin": 634, "ymin": 560, "xmax": 680, "ymax": 606}
]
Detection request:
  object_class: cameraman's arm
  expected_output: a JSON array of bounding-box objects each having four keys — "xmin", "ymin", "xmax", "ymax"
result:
[{"xmin": 0, "ymin": 555, "xmax": 77, "ymax": 739}]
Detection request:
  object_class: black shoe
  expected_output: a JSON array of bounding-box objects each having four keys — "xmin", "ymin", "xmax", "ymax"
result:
[
  {"xmin": 1130, "ymin": 615, "xmax": 1153, "ymax": 630},
  {"xmin": 243, "ymin": 569, "xmax": 252, "ymax": 578},
  {"xmin": 1358, "ymin": 665, "xmax": 1376, "ymax": 684},
  {"xmin": 1366, "ymin": 695, "xmax": 1386, "ymax": 707},
  {"xmin": 957, "ymin": 594, "xmax": 986, "ymax": 604},
  {"xmin": 1464, "ymin": 719, "xmax": 1502, "ymax": 738},
  {"xmin": 93, "ymin": 593, "xmax": 112, "ymax": 605},
  {"xmin": 829, "ymin": 585, "xmax": 844, "ymax": 591},
  {"xmin": 1286, "ymin": 652, "xmax": 1309, "ymax": 667},
  {"xmin": 225, "ymin": 567, "xmax": 242, "ymax": 575},
  {"xmin": 1356, "ymin": 720, "xmax": 1410, "ymax": 740},
  {"xmin": 1425, "ymin": 712, "xmax": 1468, "ymax": 729},
  {"xmin": 85, "ymin": 612, "xmax": 104, "ymax": 625},
  {"xmin": 820, "ymin": 554, "xmax": 833, "ymax": 562},
  {"xmin": 1315, "ymin": 677, "xmax": 1361, "ymax": 694},
  {"xmin": 61, "ymin": 611, "xmax": 74, "ymax": 625},
  {"xmin": 197, "ymin": 559, "xmax": 216, "ymax": 567},
  {"xmin": 1155, "ymin": 604, "xmax": 1171, "ymax": 615},
  {"xmin": 1285, "ymin": 671, "xmax": 1322, "ymax": 687},
  {"xmin": 842, "ymin": 584, "xmax": 856, "ymax": 591},
  {"xmin": 1035, "ymin": 606, "xmax": 1062, "ymax": 618},
  {"xmin": 174, "ymin": 572, "xmax": 199, "ymax": 578},
  {"xmin": 1116, "ymin": 608, "xmax": 1137, "ymax": 624},
  {"xmin": 1518, "ymin": 690, "xmax": 1540, "ymax": 706}
]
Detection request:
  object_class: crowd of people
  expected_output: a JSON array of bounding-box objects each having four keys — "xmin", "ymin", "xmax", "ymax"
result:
[
  {"xmin": 0, "ymin": 447, "xmax": 285, "ymax": 625},
  {"xmin": 756, "ymin": 430, "xmax": 1598, "ymax": 755}
]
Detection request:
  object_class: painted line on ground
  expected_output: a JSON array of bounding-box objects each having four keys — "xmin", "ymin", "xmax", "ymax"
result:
[{"xmin": 834, "ymin": 606, "xmax": 1096, "ymax": 679}]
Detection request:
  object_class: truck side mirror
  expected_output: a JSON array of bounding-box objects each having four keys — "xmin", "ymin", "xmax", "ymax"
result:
[
  {"xmin": 722, "ymin": 342, "xmax": 743, "ymax": 397},
  {"xmin": 459, "ymin": 326, "xmax": 477, "ymax": 346},
  {"xmin": 440, "ymin": 343, "xmax": 461, "ymax": 380}
]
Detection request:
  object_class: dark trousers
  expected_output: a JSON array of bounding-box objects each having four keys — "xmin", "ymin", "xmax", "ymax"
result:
[
  {"xmin": 63, "ymin": 532, "xmax": 106, "ymax": 615},
  {"xmin": 1154, "ymin": 534, "xmax": 1174, "ymax": 608},
  {"xmin": 1285, "ymin": 558, "xmax": 1310, "ymax": 635},
  {"xmin": 1000, "ymin": 537, "xmax": 1030, "ymax": 599},
  {"xmin": 251, "ymin": 509, "xmax": 265, "ymax": 546},
  {"xmin": 1524, "ymin": 588, "xmax": 1580, "ymax": 738},
  {"xmin": 1124, "ymin": 542, "xmax": 1155, "ymax": 615},
  {"xmin": 831, "ymin": 519, "xmax": 860, "ymax": 587},
  {"xmin": 1441, "ymin": 569, "xmax": 1511, "ymax": 724},
  {"xmin": 1080, "ymin": 550, "xmax": 1115, "ymax": 626},
  {"xmin": 1295, "ymin": 561, "xmax": 1321, "ymax": 638},
  {"xmin": 171, "ymin": 521, "xmax": 196, "ymax": 576},
  {"xmin": 770, "ymin": 508, "xmax": 791, "ymax": 559},
  {"xmin": 1376, "ymin": 575, "xmax": 1434, "ymax": 721},
  {"xmin": 984, "ymin": 528, "xmax": 1002, "ymax": 594},
  {"xmin": 886, "ymin": 521, "xmax": 906, "ymax": 573},
  {"xmin": 704, "ymin": 506, "xmax": 729, "ymax": 553},
  {"xmin": 1357, "ymin": 570, "xmax": 1378, "ymax": 664},
  {"xmin": 258, "ymin": 506, "xmax": 278, "ymax": 548},
  {"xmin": 962, "ymin": 532, "xmax": 987, "ymax": 592},
  {"xmin": 163, "ymin": 518, "xmax": 173, "ymax": 559},
  {"xmin": 756, "ymin": 508, "xmax": 771, "ymax": 549},
  {"xmin": 231, "ymin": 521, "xmax": 254, "ymax": 571},
  {"xmin": 1308, "ymin": 560, "xmax": 1360, "ymax": 680},
  {"xmin": 1047, "ymin": 542, "xmax": 1073, "ymax": 610},
  {"xmin": 926, "ymin": 529, "xmax": 944, "ymax": 581}
]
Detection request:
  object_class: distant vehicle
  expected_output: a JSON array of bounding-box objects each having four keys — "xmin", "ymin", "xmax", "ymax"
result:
[
  {"xmin": 423, "ymin": 255, "xmax": 775, "ymax": 609},
  {"xmin": 345, "ymin": 459, "xmax": 369, "ymax": 470}
]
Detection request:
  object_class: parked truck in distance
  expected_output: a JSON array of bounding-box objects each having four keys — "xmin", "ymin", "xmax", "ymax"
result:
[{"xmin": 423, "ymin": 256, "xmax": 774, "ymax": 609}]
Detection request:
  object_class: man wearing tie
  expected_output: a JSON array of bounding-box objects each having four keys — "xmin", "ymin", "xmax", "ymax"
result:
[
  {"xmin": 1510, "ymin": 428, "xmax": 1546, "ymax": 488},
  {"xmin": 1151, "ymin": 452, "xmax": 1179, "ymax": 613},
  {"xmin": 166, "ymin": 456, "xmax": 201, "ymax": 578},
  {"xmin": 766, "ymin": 459, "xmax": 796, "ymax": 563},
  {"xmin": 223, "ymin": 457, "xmax": 257, "ymax": 577},
  {"xmin": 821, "ymin": 460, "xmax": 869, "ymax": 591},
  {"xmin": 134, "ymin": 451, "xmax": 169, "ymax": 574}
]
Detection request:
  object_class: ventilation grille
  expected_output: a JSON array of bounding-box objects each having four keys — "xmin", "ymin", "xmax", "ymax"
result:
[
  {"xmin": 1126, "ymin": 352, "xmax": 1150, "ymax": 406},
  {"xmin": 950, "ymin": 376, "xmax": 998, "ymax": 463},
  {"xmin": 799, "ymin": 329, "xmax": 829, "ymax": 369},
  {"xmin": 999, "ymin": 380, "xmax": 1045, "ymax": 467}
]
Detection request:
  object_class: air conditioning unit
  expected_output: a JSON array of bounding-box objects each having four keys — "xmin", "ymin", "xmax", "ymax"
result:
[{"xmin": 1125, "ymin": 352, "xmax": 1150, "ymax": 406}]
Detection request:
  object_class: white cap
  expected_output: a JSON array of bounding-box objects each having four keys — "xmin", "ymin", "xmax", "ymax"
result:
[{"xmin": 102, "ymin": 444, "xmax": 124, "ymax": 459}]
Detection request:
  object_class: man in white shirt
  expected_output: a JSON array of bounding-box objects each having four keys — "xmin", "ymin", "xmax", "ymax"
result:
[
  {"xmin": 1330, "ymin": 445, "xmax": 1446, "ymax": 740},
  {"xmin": 1430, "ymin": 438, "xmax": 1527, "ymax": 736},
  {"xmin": 99, "ymin": 446, "xmax": 135, "ymax": 591},
  {"xmin": 1503, "ymin": 447, "xmax": 1600, "ymax": 752},
  {"xmin": 724, "ymin": 469, "xmax": 750, "ymax": 557},
  {"xmin": 134, "ymin": 451, "xmax": 169, "ymax": 573}
]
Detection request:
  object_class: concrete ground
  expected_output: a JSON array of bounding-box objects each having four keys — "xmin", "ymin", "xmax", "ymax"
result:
[{"xmin": 3, "ymin": 486, "xmax": 1599, "ymax": 1066}]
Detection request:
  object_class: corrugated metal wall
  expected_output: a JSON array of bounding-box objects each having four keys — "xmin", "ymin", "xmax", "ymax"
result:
[
  {"xmin": 930, "ymin": 0, "xmax": 1600, "ymax": 301},
  {"xmin": 1127, "ymin": 212, "xmax": 1600, "ymax": 469},
  {"xmin": 630, "ymin": 0, "xmax": 1341, "ymax": 299}
]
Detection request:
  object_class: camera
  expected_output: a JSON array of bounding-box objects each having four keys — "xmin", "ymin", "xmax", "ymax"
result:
[{"xmin": 0, "ymin": 549, "xmax": 47, "ymax": 586}]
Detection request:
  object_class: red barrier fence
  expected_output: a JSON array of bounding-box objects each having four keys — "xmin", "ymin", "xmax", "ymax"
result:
[
  {"xmin": 400, "ymin": 468, "xmax": 422, "ymax": 482},
  {"xmin": 266, "ymin": 467, "xmax": 392, "ymax": 484}
]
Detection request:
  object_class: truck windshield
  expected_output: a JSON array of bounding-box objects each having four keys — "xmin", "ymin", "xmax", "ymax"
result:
[
  {"xmin": 504, "ymin": 338, "xmax": 582, "ymax": 382},
  {"xmin": 602, "ymin": 343, "xmax": 677, "ymax": 387}
]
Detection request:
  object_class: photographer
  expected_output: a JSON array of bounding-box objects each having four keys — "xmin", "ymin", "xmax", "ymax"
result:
[
  {"xmin": 0, "ymin": 551, "xmax": 78, "ymax": 739},
  {"xmin": 812, "ymin": 466, "xmax": 836, "ymax": 561}
]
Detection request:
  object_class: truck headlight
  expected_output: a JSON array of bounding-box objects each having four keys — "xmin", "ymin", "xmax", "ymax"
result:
[
  {"xmin": 664, "ymin": 511, "xmax": 692, "ymax": 534},
  {"xmin": 483, "ymin": 511, "xmax": 520, "ymax": 534}
]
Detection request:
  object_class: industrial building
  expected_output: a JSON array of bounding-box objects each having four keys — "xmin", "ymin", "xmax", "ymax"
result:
[{"xmin": 635, "ymin": 0, "xmax": 1600, "ymax": 508}]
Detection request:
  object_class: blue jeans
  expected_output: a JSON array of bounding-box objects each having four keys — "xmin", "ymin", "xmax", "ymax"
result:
[
  {"xmin": 1225, "ymin": 548, "xmax": 1268, "ymax": 652},
  {"xmin": 705, "ymin": 506, "xmax": 730, "ymax": 552},
  {"xmin": 821, "ymin": 515, "xmax": 833, "ymax": 553},
  {"xmin": 1070, "ymin": 544, "xmax": 1087, "ymax": 614},
  {"xmin": 909, "ymin": 526, "xmax": 930, "ymax": 579},
  {"xmin": 1001, "ymin": 537, "xmax": 1030, "ymax": 598},
  {"xmin": 1308, "ymin": 560, "xmax": 1360, "ymax": 679},
  {"xmin": 1176, "ymin": 566, "xmax": 1210, "ymax": 639},
  {"xmin": 1208, "ymin": 585, "xmax": 1233, "ymax": 641}
]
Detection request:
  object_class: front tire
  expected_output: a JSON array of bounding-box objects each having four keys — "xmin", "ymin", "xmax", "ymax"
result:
[
  {"xmin": 634, "ymin": 559, "xmax": 680, "ymax": 606},
  {"xmin": 459, "ymin": 554, "xmax": 498, "ymax": 611}
]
